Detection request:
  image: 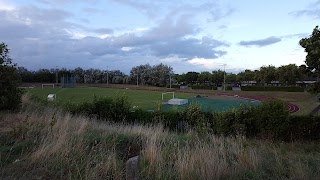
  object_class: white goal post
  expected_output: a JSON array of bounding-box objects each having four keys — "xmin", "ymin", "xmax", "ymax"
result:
[
  {"xmin": 42, "ymin": 84, "xmax": 55, "ymax": 89},
  {"xmin": 162, "ymin": 92, "xmax": 175, "ymax": 100}
]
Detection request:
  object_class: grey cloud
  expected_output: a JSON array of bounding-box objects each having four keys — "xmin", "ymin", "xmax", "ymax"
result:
[
  {"xmin": 20, "ymin": 6, "xmax": 73, "ymax": 22},
  {"xmin": 239, "ymin": 37, "xmax": 282, "ymax": 47},
  {"xmin": 289, "ymin": 1, "xmax": 320, "ymax": 19},
  {"xmin": 208, "ymin": 6, "xmax": 235, "ymax": 22},
  {"xmin": 93, "ymin": 28, "xmax": 114, "ymax": 34},
  {"xmin": 290, "ymin": 9, "xmax": 320, "ymax": 19},
  {"xmin": 1, "ymin": 4, "xmax": 228, "ymax": 71},
  {"xmin": 150, "ymin": 38, "xmax": 227, "ymax": 59},
  {"xmin": 283, "ymin": 33, "xmax": 309, "ymax": 39}
]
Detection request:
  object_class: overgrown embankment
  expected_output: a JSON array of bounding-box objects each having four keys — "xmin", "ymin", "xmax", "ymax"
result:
[
  {"xmin": 31, "ymin": 93, "xmax": 320, "ymax": 141},
  {"xmin": 1, "ymin": 96, "xmax": 320, "ymax": 179}
]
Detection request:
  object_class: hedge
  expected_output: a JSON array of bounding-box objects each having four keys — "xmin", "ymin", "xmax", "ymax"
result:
[
  {"xmin": 190, "ymin": 85, "xmax": 217, "ymax": 90},
  {"xmin": 166, "ymin": 84, "xmax": 180, "ymax": 89},
  {"xmin": 241, "ymin": 86, "xmax": 305, "ymax": 92}
]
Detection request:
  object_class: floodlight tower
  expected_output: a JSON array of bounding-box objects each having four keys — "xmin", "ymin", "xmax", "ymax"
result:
[
  {"xmin": 169, "ymin": 73, "xmax": 172, "ymax": 89},
  {"xmin": 136, "ymin": 69, "xmax": 139, "ymax": 87},
  {"xmin": 107, "ymin": 66, "xmax": 109, "ymax": 86},
  {"xmin": 223, "ymin": 64, "xmax": 227, "ymax": 92},
  {"xmin": 55, "ymin": 66, "xmax": 58, "ymax": 85}
]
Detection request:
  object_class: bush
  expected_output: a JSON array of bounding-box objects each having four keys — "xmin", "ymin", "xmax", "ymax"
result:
[
  {"xmin": 64, "ymin": 95, "xmax": 130, "ymax": 122},
  {"xmin": 241, "ymin": 86, "xmax": 304, "ymax": 92},
  {"xmin": 306, "ymin": 82, "xmax": 320, "ymax": 94},
  {"xmin": 167, "ymin": 84, "xmax": 180, "ymax": 89},
  {"xmin": 190, "ymin": 85, "xmax": 217, "ymax": 90},
  {"xmin": 0, "ymin": 42, "xmax": 22, "ymax": 110}
]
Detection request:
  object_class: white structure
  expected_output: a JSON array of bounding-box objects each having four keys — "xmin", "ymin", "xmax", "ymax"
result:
[
  {"xmin": 47, "ymin": 94, "xmax": 56, "ymax": 101},
  {"xmin": 168, "ymin": 98, "xmax": 188, "ymax": 105},
  {"xmin": 42, "ymin": 84, "xmax": 55, "ymax": 89}
]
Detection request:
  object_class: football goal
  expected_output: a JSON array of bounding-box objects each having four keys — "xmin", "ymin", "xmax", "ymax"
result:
[
  {"xmin": 162, "ymin": 92, "xmax": 175, "ymax": 101},
  {"xmin": 42, "ymin": 84, "xmax": 55, "ymax": 89}
]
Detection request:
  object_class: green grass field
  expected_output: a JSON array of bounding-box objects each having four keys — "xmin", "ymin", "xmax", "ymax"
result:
[
  {"xmin": 27, "ymin": 86, "xmax": 318, "ymax": 114},
  {"xmin": 27, "ymin": 87, "xmax": 196, "ymax": 110}
]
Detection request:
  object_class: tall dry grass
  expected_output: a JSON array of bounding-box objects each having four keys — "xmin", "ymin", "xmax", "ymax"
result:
[{"xmin": 1, "ymin": 96, "xmax": 320, "ymax": 179}]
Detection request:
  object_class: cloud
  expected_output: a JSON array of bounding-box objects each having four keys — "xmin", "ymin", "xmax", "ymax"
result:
[
  {"xmin": 93, "ymin": 28, "xmax": 114, "ymax": 34},
  {"xmin": 238, "ymin": 33, "xmax": 309, "ymax": 48},
  {"xmin": 239, "ymin": 36, "xmax": 282, "ymax": 47},
  {"xmin": 0, "ymin": 3, "xmax": 228, "ymax": 73},
  {"xmin": 208, "ymin": 5, "xmax": 235, "ymax": 22},
  {"xmin": 289, "ymin": 1, "xmax": 320, "ymax": 19},
  {"xmin": 282, "ymin": 33, "xmax": 309, "ymax": 39},
  {"xmin": 188, "ymin": 58, "xmax": 219, "ymax": 69},
  {"xmin": 290, "ymin": 9, "xmax": 320, "ymax": 19}
]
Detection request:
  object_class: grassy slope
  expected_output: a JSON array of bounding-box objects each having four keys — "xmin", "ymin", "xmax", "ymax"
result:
[{"xmin": 1, "ymin": 98, "xmax": 320, "ymax": 179}]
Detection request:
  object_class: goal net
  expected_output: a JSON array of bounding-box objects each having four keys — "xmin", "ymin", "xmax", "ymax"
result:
[{"xmin": 42, "ymin": 84, "xmax": 55, "ymax": 89}]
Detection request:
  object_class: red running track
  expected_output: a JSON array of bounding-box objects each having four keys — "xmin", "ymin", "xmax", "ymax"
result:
[{"xmin": 239, "ymin": 95, "xmax": 300, "ymax": 113}]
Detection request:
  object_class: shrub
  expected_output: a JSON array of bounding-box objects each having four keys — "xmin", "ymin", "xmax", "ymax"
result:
[
  {"xmin": 306, "ymin": 82, "xmax": 320, "ymax": 94},
  {"xmin": 255, "ymin": 99, "xmax": 289, "ymax": 139},
  {"xmin": 190, "ymin": 85, "xmax": 217, "ymax": 90},
  {"xmin": 241, "ymin": 86, "xmax": 304, "ymax": 92},
  {"xmin": 0, "ymin": 42, "xmax": 22, "ymax": 110},
  {"xmin": 64, "ymin": 95, "xmax": 130, "ymax": 122},
  {"xmin": 167, "ymin": 84, "xmax": 180, "ymax": 89}
]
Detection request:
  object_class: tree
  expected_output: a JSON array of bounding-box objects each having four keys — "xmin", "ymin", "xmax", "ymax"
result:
[
  {"xmin": 276, "ymin": 64, "xmax": 300, "ymax": 85},
  {"xmin": 300, "ymin": 26, "xmax": 320, "ymax": 74},
  {"xmin": 197, "ymin": 71, "xmax": 211, "ymax": 83},
  {"xmin": 211, "ymin": 70, "xmax": 224, "ymax": 85},
  {"xmin": 237, "ymin": 69, "xmax": 255, "ymax": 82},
  {"xmin": 256, "ymin": 65, "xmax": 276, "ymax": 84},
  {"xmin": 226, "ymin": 73, "xmax": 237, "ymax": 83},
  {"xmin": 0, "ymin": 42, "xmax": 22, "ymax": 110},
  {"xmin": 185, "ymin": 72, "xmax": 199, "ymax": 84}
]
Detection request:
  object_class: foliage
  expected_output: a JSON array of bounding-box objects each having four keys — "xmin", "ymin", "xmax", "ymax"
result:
[
  {"xmin": 166, "ymin": 84, "xmax": 180, "ymax": 89},
  {"xmin": 241, "ymin": 86, "xmax": 305, "ymax": 92},
  {"xmin": 300, "ymin": 26, "xmax": 320, "ymax": 73},
  {"xmin": 185, "ymin": 71, "xmax": 199, "ymax": 84},
  {"xmin": 306, "ymin": 82, "xmax": 320, "ymax": 94},
  {"xmin": 0, "ymin": 42, "xmax": 22, "ymax": 110},
  {"xmin": 130, "ymin": 63, "xmax": 173, "ymax": 87},
  {"xmin": 276, "ymin": 64, "xmax": 302, "ymax": 85},
  {"xmin": 64, "ymin": 95, "xmax": 130, "ymax": 121},
  {"xmin": 190, "ymin": 84, "xmax": 217, "ymax": 90}
]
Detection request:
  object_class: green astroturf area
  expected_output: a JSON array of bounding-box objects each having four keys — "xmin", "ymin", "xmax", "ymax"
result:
[
  {"xmin": 27, "ymin": 87, "xmax": 260, "ymax": 111},
  {"xmin": 162, "ymin": 97, "xmax": 260, "ymax": 112}
]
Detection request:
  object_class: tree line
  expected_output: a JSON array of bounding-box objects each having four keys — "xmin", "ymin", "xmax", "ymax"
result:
[
  {"xmin": 18, "ymin": 63, "xmax": 173, "ymax": 87},
  {"xmin": 18, "ymin": 63, "xmax": 315, "ymax": 87},
  {"xmin": 175, "ymin": 64, "xmax": 314, "ymax": 86}
]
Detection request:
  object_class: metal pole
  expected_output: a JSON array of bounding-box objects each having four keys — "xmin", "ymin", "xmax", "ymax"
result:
[
  {"xmin": 107, "ymin": 66, "xmax": 109, "ymax": 86},
  {"xmin": 169, "ymin": 73, "xmax": 172, "ymax": 89},
  {"xmin": 223, "ymin": 64, "xmax": 226, "ymax": 92},
  {"xmin": 136, "ymin": 70, "xmax": 139, "ymax": 87},
  {"xmin": 56, "ymin": 66, "xmax": 58, "ymax": 85}
]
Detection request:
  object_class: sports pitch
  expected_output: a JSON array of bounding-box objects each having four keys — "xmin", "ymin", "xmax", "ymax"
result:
[{"xmin": 27, "ymin": 87, "xmax": 258, "ymax": 111}]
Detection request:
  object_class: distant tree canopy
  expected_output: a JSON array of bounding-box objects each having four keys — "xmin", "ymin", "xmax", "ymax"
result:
[
  {"xmin": 300, "ymin": 25, "xmax": 320, "ymax": 73},
  {"xmin": 18, "ymin": 62, "xmax": 314, "ymax": 87},
  {"xmin": 0, "ymin": 42, "xmax": 22, "ymax": 110}
]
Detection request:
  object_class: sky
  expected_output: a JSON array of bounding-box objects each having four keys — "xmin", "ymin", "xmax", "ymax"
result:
[{"xmin": 0, "ymin": 0, "xmax": 319, "ymax": 74}]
